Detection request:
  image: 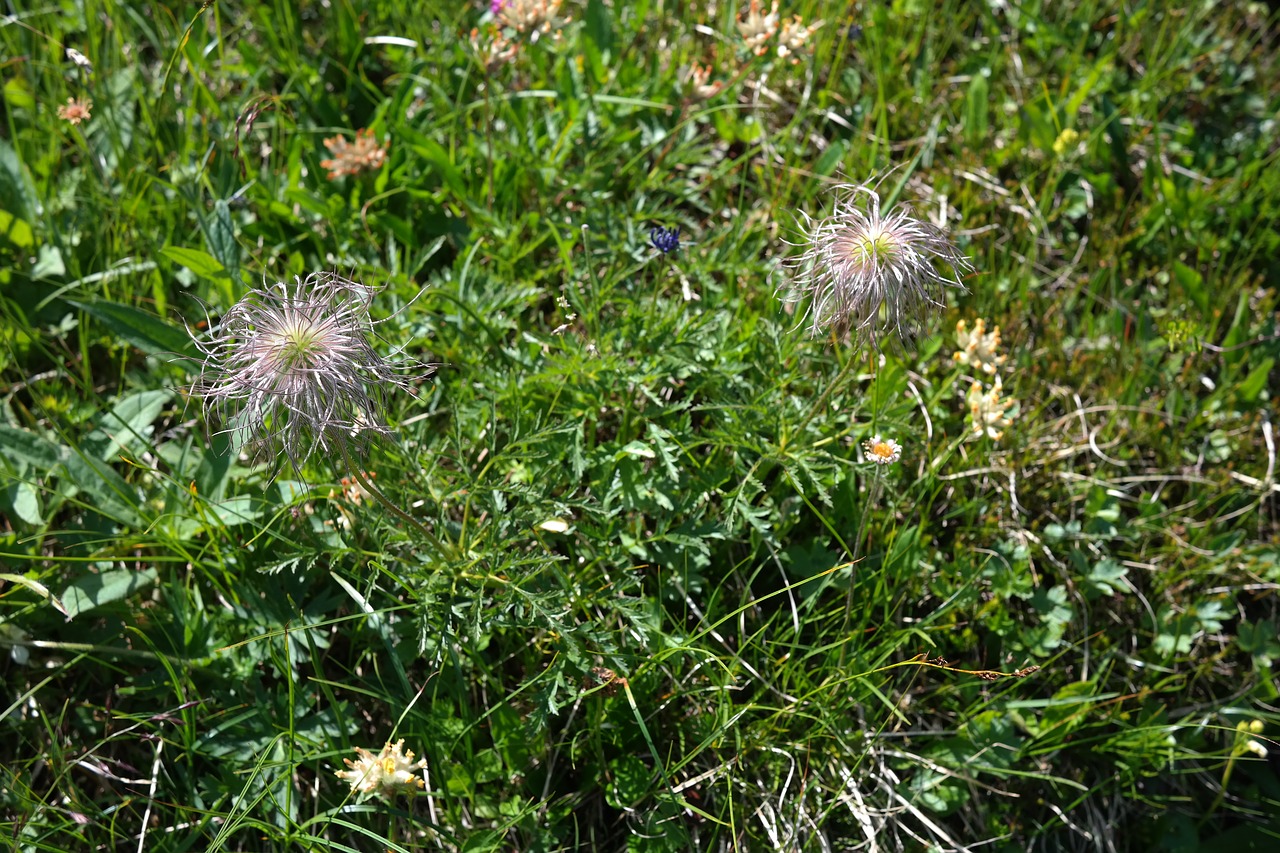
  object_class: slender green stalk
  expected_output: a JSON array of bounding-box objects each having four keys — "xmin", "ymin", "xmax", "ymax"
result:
[
  {"xmin": 339, "ymin": 442, "xmax": 456, "ymax": 560},
  {"xmin": 839, "ymin": 466, "xmax": 884, "ymax": 668},
  {"xmin": 790, "ymin": 340, "xmax": 863, "ymax": 441}
]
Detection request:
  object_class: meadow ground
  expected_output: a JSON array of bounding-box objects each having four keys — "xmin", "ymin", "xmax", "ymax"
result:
[{"xmin": 2, "ymin": 1, "xmax": 1279, "ymax": 850}]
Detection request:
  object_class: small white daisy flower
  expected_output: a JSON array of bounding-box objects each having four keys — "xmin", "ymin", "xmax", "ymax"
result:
[
  {"xmin": 784, "ymin": 179, "xmax": 972, "ymax": 351},
  {"xmin": 335, "ymin": 740, "xmax": 427, "ymax": 800},
  {"xmin": 863, "ymin": 434, "xmax": 903, "ymax": 466}
]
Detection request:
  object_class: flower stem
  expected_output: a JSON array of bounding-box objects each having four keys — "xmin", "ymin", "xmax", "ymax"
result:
[
  {"xmin": 792, "ymin": 340, "xmax": 862, "ymax": 439},
  {"xmin": 339, "ymin": 442, "xmax": 456, "ymax": 560},
  {"xmin": 839, "ymin": 466, "xmax": 883, "ymax": 667}
]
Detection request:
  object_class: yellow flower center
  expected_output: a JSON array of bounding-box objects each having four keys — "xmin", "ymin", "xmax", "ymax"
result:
[{"xmin": 869, "ymin": 441, "xmax": 895, "ymax": 460}]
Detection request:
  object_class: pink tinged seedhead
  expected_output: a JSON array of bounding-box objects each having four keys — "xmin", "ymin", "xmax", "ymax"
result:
[
  {"xmin": 189, "ymin": 272, "xmax": 416, "ymax": 479},
  {"xmin": 785, "ymin": 180, "xmax": 972, "ymax": 352}
]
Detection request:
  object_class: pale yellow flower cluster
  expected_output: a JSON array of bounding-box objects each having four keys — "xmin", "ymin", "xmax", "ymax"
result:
[
  {"xmin": 736, "ymin": 1, "xmax": 821, "ymax": 63},
  {"xmin": 955, "ymin": 319, "xmax": 1017, "ymax": 441},
  {"xmin": 679, "ymin": 62, "xmax": 726, "ymax": 101},
  {"xmin": 57, "ymin": 97, "xmax": 92, "ymax": 125},
  {"xmin": 953, "ymin": 318, "xmax": 1006, "ymax": 375},
  {"xmin": 320, "ymin": 129, "xmax": 388, "ymax": 180},
  {"xmin": 966, "ymin": 375, "xmax": 1016, "ymax": 441},
  {"xmin": 334, "ymin": 739, "xmax": 427, "ymax": 800},
  {"xmin": 495, "ymin": 0, "xmax": 569, "ymax": 42}
]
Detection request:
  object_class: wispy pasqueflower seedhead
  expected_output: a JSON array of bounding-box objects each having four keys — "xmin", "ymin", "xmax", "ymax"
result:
[
  {"xmin": 320, "ymin": 129, "xmax": 388, "ymax": 180},
  {"xmin": 966, "ymin": 375, "xmax": 1016, "ymax": 441},
  {"xmin": 189, "ymin": 272, "xmax": 415, "ymax": 478},
  {"xmin": 784, "ymin": 179, "xmax": 972, "ymax": 350},
  {"xmin": 335, "ymin": 740, "xmax": 427, "ymax": 800},
  {"xmin": 953, "ymin": 318, "xmax": 1006, "ymax": 375},
  {"xmin": 863, "ymin": 434, "xmax": 902, "ymax": 466}
]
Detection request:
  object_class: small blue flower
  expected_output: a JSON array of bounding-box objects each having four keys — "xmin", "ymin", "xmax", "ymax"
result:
[{"xmin": 649, "ymin": 226, "xmax": 680, "ymax": 255}]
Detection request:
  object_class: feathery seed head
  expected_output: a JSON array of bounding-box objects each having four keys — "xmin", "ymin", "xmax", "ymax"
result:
[
  {"xmin": 189, "ymin": 272, "xmax": 414, "ymax": 478},
  {"xmin": 784, "ymin": 180, "xmax": 972, "ymax": 351},
  {"xmin": 737, "ymin": 1, "xmax": 780, "ymax": 56}
]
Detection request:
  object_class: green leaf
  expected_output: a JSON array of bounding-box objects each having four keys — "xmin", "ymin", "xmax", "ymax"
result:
[
  {"xmin": 965, "ymin": 74, "xmax": 989, "ymax": 146},
  {"xmin": 61, "ymin": 452, "xmax": 143, "ymax": 528},
  {"xmin": 1235, "ymin": 356, "xmax": 1273, "ymax": 403},
  {"xmin": 0, "ymin": 138, "xmax": 38, "ymax": 223},
  {"xmin": 1083, "ymin": 558, "xmax": 1129, "ymax": 598},
  {"xmin": 0, "ymin": 424, "xmax": 65, "ymax": 472},
  {"xmin": 160, "ymin": 246, "xmax": 230, "ymax": 281},
  {"xmin": 585, "ymin": 0, "xmax": 614, "ymax": 53},
  {"xmin": 605, "ymin": 755, "xmax": 650, "ymax": 809},
  {"xmin": 1172, "ymin": 261, "xmax": 1207, "ymax": 316},
  {"xmin": 815, "ymin": 139, "xmax": 848, "ymax": 176},
  {"xmin": 68, "ymin": 298, "xmax": 196, "ymax": 358},
  {"xmin": 198, "ymin": 198, "xmax": 240, "ymax": 287},
  {"xmin": 87, "ymin": 390, "xmax": 172, "ymax": 460},
  {"xmin": 59, "ymin": 566, "xmax": 159, "ymax": 620},
  {"xmin": 5, "ymin": 480, "xmax": 42, "ymax": 525}
]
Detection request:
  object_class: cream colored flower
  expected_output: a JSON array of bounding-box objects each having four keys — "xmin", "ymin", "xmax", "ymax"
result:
[
  {"xmin": 967, "ymin": 375, "xmax": 1016, "ymax": 441},
  {"xmin": 737, "ymin": 0, "xmax": 780, "ymax": 56},
  {"xmin": 320, "ymin": 129, "xmax": 388, "ymax": 180},
  {"xmin": 335, "ymin": 740, "xmax": 427, "ymax": 799},
  {"xmin": 776, "ymin": 15, "xmax": 822, "ymax": 63},
  {"xmin": 470, "ymin": 26, "xmax": 519, "ymax": 70},
  {"xmin": 1053, "ymin": 128, "xmax": 1081, "ymax": 158},
  {"xmin": 863, "ymin": 435, "xmax": 902, "ymax": 466},
  {"xmin": 496, "ymin": 0, "xmax": 569, "ymax": 41},
  {"xmin": 953, "ymin": 318, "xmax": 1007, "ymax": 375},
  {"xmin": 57, "ymin": 97, "xmax": 92, "ymax": 125},
  {"xmin": 679, "ymin": 61, "xmax": 725, "ymax": 101}
]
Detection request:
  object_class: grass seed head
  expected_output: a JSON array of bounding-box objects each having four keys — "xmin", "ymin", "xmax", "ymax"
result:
[
  {"xmin": 189, "ymin": 272, "xmax": 415, "ymax": 478},
  {"xmin": 785, "ymin": 180, "xmax": 972, "ymax": 351}
]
